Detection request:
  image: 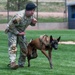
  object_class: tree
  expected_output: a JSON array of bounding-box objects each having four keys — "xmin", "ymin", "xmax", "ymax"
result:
[{"xmin": 7, "ymin": 0, "xmax": 29, "ymax": 11}]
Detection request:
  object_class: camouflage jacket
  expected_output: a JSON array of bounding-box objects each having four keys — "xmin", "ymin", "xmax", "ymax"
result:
[{"xmin": 5, "ymin": 10, "xmax": 35, "ymax": 35}]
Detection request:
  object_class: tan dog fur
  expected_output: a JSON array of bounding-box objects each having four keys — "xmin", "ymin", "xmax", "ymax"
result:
[{"xmin": 27, "ymin": 35, "xmax": 61, "ymax": 69}]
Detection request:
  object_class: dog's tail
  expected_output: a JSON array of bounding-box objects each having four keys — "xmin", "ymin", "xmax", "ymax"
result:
[
  {"xmin": 28, "ymin": 39, "xmax": 33, "ymax": 47},
  {"xmin": 29, "ymin": 39, "xmax": 33, "ymax": 43}
]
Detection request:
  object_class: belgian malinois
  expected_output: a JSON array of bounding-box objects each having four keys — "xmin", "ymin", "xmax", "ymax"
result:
[{"xmin": 27, "ymin": 35, "xmax": 61, "ymax": 69}]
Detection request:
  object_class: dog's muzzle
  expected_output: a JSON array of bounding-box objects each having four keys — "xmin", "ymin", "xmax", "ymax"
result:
[
  {"xmin": 54, "ymin": 45, "xmax": 58, "ymax": 50},
  {"xmin": 54, "ymin": 47, "xmax": 57, "ymax": 50},
  {"xmin": 53, "ymin": 44, "xmax": 58, "ymax": 50}
]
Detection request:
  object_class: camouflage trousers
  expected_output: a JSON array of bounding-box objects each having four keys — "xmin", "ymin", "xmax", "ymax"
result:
[{"xmin": 8, "ymin": 32, "xmax": 27, "ymax": 66}]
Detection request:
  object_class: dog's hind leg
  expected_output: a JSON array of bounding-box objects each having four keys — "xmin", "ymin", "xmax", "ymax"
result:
[
  {"xmin": 32, "ymin": 49, "xmax": 38, "ymax": 58},
  {"xmin": 28, "ymin": 59, "xmax": 30, "ymax": 67},
  {"xmin": 27, "ymin": 50, "xmax": 38, "ymax": 67},
  {"xmin": 27, "ymin": 56, "xmax": 31, "ymax": 67}
]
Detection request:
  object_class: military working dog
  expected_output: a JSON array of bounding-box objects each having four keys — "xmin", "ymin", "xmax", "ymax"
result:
[{"xmin": 27, "ymin": 35, "xmax": 61, "ymax": 69}]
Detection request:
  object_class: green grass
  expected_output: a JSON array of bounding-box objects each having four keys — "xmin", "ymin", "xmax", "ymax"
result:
[
  {"xmin": 26, "ymin": 30, "xmax": 75, "ymax": 41},
  {"xmin": 38, "ymin": 2, "xmax": 65, "ymax": 12},
  {"xmin": 38, "ymin": 17, "xmax": 67, "ymax": 22},
  {"xmin": 0, "ymin": 30, "xmax": 75, "ymax": 75},
  {"xmin": 0, "ymin": 17, "xmax": 67, "ymax": 23},
  {"xmin": 0, "ymin": 19, "xmax": 8, "ymax": 23}
]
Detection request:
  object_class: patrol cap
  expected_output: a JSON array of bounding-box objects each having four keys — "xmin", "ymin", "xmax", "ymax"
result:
[{"xmin": 25, "ymin": 2, "xmax": 37, "ymax": 11}]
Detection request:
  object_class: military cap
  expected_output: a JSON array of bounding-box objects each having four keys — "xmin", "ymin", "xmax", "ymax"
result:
[{"xmin": 25, "ymin": 2, "xmax": 37, "ymax": 11}]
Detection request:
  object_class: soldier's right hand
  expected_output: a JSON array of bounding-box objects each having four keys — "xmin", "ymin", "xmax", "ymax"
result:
[{"xmin": 18, "ymin": 32, "xmax": 25, "ymax": 36}]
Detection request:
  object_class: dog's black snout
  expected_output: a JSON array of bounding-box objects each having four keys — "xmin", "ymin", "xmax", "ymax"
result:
[
  {"xmin": 54, "ymin": 48, "xmax": 57, "ymax": 50},
  {"xmin": 54, "ymin": 45, "xmax": 58, "ymax": 50}
]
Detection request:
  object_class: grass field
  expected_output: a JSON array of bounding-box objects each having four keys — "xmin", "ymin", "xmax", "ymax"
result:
[
  {"xmin": 0, "ymin": 30, "xmax": 75, "ymax": 75},
  {"xmin": 0, "ymin": 17, "xmax": 67, "ymax": 24}
]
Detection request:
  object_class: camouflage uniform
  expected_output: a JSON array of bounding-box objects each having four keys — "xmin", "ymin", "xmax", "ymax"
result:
[{"xmin": 5, "ymin": 10, "xmax": 35, "ymax": 66}]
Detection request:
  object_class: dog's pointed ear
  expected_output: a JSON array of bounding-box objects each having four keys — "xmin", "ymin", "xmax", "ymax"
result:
[
  {"xmin": 50, "ymin": 35, "xmax": 53, "ymax": 42},
  {"xmin": 57, "ymin": 36, "xmax": 61, "ymax": 42}
]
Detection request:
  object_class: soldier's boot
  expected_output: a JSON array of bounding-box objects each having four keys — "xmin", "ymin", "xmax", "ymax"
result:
[{"xmin": 10, "ymin": 62, "xmax": 18, "ymax": 70}]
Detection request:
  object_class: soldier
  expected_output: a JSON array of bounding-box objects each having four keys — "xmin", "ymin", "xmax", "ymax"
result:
[{"xmin": 5, "ymin": 2, "xmax": 37, "ymax": 70}]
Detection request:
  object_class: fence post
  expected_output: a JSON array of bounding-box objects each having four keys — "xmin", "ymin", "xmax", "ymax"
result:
[
  {"xmin": 7, "ymin": 0, "xmax": 9, "ymax": 23},
  {"xmin": 36, "ymin": 0, "xmax": 39, "ymax": 29}
]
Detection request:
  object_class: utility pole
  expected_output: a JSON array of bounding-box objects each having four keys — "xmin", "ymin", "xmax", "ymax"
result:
[
  {"xmin": 64, "ymin": 0, "xmax": 67, "ymax": 22},
  {"xmin": 65, "ymin": 0, "xmax": 67, "ymax": 13},
  {"xmin": 36, "ymin": 0, "xmax": 38, "ymax": 29},
  {"xmin": 7, "ymin": 0, "xmax": 9, "ymax": 22},
  {"xmin": 36, "ymin": 0, "xmax": 38, "ymax": 21},
  {"xmin": 18, "ymin": 0, "xmax": 20, "ymax": 11}
]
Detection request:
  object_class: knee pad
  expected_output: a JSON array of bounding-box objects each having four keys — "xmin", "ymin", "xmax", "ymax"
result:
[{"xmin": 9, "ymin": 44, "xmax": 17, "ymax": 54}]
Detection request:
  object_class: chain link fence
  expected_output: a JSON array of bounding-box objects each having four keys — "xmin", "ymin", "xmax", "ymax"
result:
[
  {"xmin": 0, "ymin": 0, "xmax": 74, "ymax": 24},
  {"xmin": 0, "ymin": 0, "xmax": 68, "ymax": 23},
  {"xmin": 0, "ymin": 0, "xmax": 32, "ymax": 23}
]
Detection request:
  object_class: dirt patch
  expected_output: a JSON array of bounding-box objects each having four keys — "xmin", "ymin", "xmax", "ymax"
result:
[{"xmin": 0, "ymin": 12, "xmax": 67, "ymax": 18}]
